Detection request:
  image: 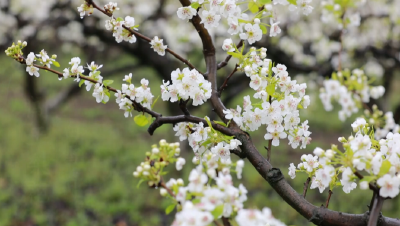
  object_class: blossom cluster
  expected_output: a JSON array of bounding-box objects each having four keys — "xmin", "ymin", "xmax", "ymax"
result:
[
  {"xmin": 176, "ymin": 0, "xmax": 313, "ymax": 44},
  {"xmin": 289, "ymin": 117, "xmax": 400, "ymax": 198},
  {"xmin": 133, "ymin": 140, "xmax": 182, "ymax": 186},
  {"xmin": 116, "ymin": 74, "xmax": 154, "ymax": 117},
  {"xmin": 361, "ymin": 105, "xmax": 400, "ymax": 139},
  {"xmin": 161, "ymin": 68, "xmax": 211, "ymax": 106},
  {"xmin": 134, "ymin": 139, "xmax": 284, "ymax": 226},
  {"xmin": 105, "ymin": 16, "xmax": 138, "ymax": 43},
  {"xmin": 173, "ymin": 119, "xmax": 242, "ymax": 165},
  {"xmin": 223, "ymin": 48, "xmax": 311, "ymax": 149},
  {"xmin": 319, "ymin": 69, "xmax": 385, "ymax": 121}
]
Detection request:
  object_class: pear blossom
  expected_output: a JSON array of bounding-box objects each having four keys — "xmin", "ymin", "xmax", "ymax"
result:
[
  {"xmin": 377, "ymin": 175, "xmax": 400, "ymax": 198},
  {"xmin": 176, "ymin": 157, "xmax": 186, "ymax": 171},
  {"xmin": 26, "ymin": 65, "xmax": 40, "ymax": 77},
  {"xmin": 269, "ymin": 19, "xmax": 282, "ymax": 37},
  {"xmin": 239, "ymin": 23, "xmax": 262, "ymax": 44},
  {"xmin": 92, "ymin": 83, "xmax": 109, "ymax": 103},
  {"xmin": 200, "ymin": 10, "xmax": 221, "ymax": 30},
  {"xmin": 150, "ymin": 36, "xmax": 168, "ymax": 56}
]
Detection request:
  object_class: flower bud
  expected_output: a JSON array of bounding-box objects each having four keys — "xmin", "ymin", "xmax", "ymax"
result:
[
  {"xmin": 160, "ymin": 188, "xmax": 168, "ymax": 196},
  {"xmin": 133, "ymin": 171, "xmax": 140, "ymax": 177},
  {"xmin": 264, "ymin": 4, "xmax": 273, "ymax": 11},
  {"xmin": 142, "ymin": 171, "xmax": 149, "ymax": 176},
  {"xmin": 254, "ymin": 18, "xmax": 260, "ymax": 24},
  {"xmin": 175, "ymin": 148, "xmax": 181, "ymax": 155},
  {"xmin": 51, "ymin": 54, "xmax": 57, "ymax": 59},
  {"xmin": 152, "ymin": 148, "xmax": 160, "ymax": 154},
  {"xmin": 160, "ymin": 139, "xmax": 166, "ymax": 146},
  {"xmin": 177, "ymin": 178, "xmax": 184, "ymax": 186},
  {"xmin": 22, "ymin": 41, "xmax": 27, "ymax": 47},
  {"xmin": 325, "ymin": 149, "xmax": 335, "ymax": 159},
  {"xmin": 207, "ymin": 168, "xmax": 217, "ymax": 178},
  {"xmin": 136, "ymin": 166, "xmax": 143, "ymax": 172},
  {"xmin": 144, "ymin": 164, "xmax": 151, "ymax": 170},
  {"xmin": 360, "ymin": 181, "xmax": 369, "ymax": 190}
]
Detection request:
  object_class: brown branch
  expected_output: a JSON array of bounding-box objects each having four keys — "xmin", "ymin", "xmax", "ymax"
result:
[
  {"xmin": 230, "ymin": 149, "xmax": 246, "ymax": 159},
  {"xmin": 368, "ymin": 195, "xmax": 385, "ymax": 226},
  {"xmin": 354, "ymin": 171, "xmax": 379, "ymax": 192},
  {"xmin": 213, "ymin": 220, "xmax": 223, "ymax": 226},
  {"xmin": 159, "ymin": 181, "xmax": 175, "ymax": 197},
  {"xmin": 217, "ymin": 40, "xmax": 243, "ymax": 70},
  {"xmin": 303, "ymin": 177, "xmax": 311, "ymax": 198},
  {"xmin": 218, "ymin": 64, "xmax": 238, "ymax": 96},
  {"xmin": 222, "ymin": 217, "xmax": 231, "ymax": 226},
  {"xmin": 325, "ymin": 190, "xmax": 333, "ymax": 208},
  {"xmin": 87, "ymin": 0, "xmax": 202, "ymax": 73},
  {"xmin": 178, "ymin": 99, "xmax": 190, "ymax": 116}
]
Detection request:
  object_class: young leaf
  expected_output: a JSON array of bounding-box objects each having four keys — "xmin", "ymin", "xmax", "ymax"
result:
[
  {"xmin": 52, "ymin": 61, "xmax": 60, "ymax": 67},
  {"xmin": 165, "ymin": 204, "xmax": 176, "ymax": 215},
  {"xmin": 134, "ymin": 114, "xmax": 149, "ymax": 127},
  {"xmin": 79, "ymin": 79, "xmax": 85, "ymax": 88},
  {"xmin": 259, "ymin": 24, "xmax": 268, "ymax": 34},
  {"xmin": 378, "ymin": 160, "xmax": 391, "ymax": 177},
  {"xmin": 103, "ymin": 80, "xmax": 114, "ymax": 87},
  {"xmin": 190, "ymin": 2, "xmax": 200, "ymax": 9},
  {"xmin": 248, "ymin": 2, "xmax": 259, "ymax": 13},
  {"xmin": 259, "ymin": 0, "xmax": 271, "ymax": 4},
  {"xmin": 227, "ymin": 52, "xmax": 243, "ymax": 60},
  {"xmin": 266, "ymin": 83, "xmax": 276, "ymax": 96},
  {"xmin": 213, "ymin": 120, "xmax": 227, "ymax": 127},
  {"xmin": 287, "ymin": 0, "xmax": 296, "ymax": 5},
  {"xmin": 211, "ymin": 204, "xmax": 224, "ymax": 219}
]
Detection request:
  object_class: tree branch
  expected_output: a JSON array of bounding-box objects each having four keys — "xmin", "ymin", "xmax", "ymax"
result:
[
  {"xmin": 303, "ymin": 177, "xmax": 311, "ymax": 198},
  {"xmin": 87, "ymin": 0, "xmax": 202, "ymax": 73},
  {"xmin": 368, "ymin": 195, "xmax": 385, "ymax": 226},
  {"xmin": 218, "ymin": 64, "xmax": 238, "ymax": 96},
  {"xmin": 325, "ymin": 190, "xmax": 333, "ymax": 208},
  {"xmin": 222, "ymin": 217, "xmax": 232, "ymax": 226}
]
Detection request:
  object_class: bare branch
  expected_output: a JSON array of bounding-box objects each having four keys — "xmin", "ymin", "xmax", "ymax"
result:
[
  {"xmin": 368, "ymin": 195, "xmax": 385, "ymax": 226},
  {"xmin": 218, "ymin": 64, "xmax": 238, "ymax": 96},
  {"xmin": 303, "ymin": 177, "xmax": 311, "ymax": 198},
  {"xmin": 325, "ymin": 190, "xmax": 333, "ymax": 208}
]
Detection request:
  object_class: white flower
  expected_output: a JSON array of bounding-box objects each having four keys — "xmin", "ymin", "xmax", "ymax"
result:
[
  {"xmin": 351, "ymin": 118, "xmax": 367, "ymax": 132},
  {"xmin": 239, "ymin": 23, "xmax": 262, "ymax": 44},
  {"xmin": 77, "ymin": 2, "xmax": 94, "ymax": 18},
  {"xmin": 188, "ymin": 167, "xmax": 208, "ymax": 192},
  {"xmin": 150, "ymin": 36, "xmax": 168, "ymax": 56},
  {"xmin": 26, "ymin": 65, "xmax": 40, "ymax": 77},
  {"xmin": 288, "ymin": 163, "xmax": 296, "ymax": 179},
  {"xmin": 222, "ymin": 38, "xmax": 234, "ymax": 52},
  {"xmin": 211, "ymin": 142, "xmax": 231, "ymax": 162},
  {"xmin": 26, "ymin": 52, "xmax": 35, "ymax": 65},
  {"xmin": 236, "ymin": 160, "xmax": 245, "ymax": 179},
  {"xmin": 104, "ymin": 2, "xmax": 119, "ymax": 14},
  {"xmin": 62, "ymin": 68, "xmax": 70, "ymax": 79},
  {"xmin": 377, "ymin": 174, "xmax": 400, "ymax": 198},
  {"xmin": 200, "ymin": 10, "xmax": 221, "ymax": 30},
  {"xmin": 177, "ymin": 6, "xmax": 197, "ymax": 20},
  {"xmin": 92, "ymin": 83, "xmax": 109, "ymax": 103},
  {"xmin": 269, "ymin": 19, "xmax": 282, "ymax": 37},
  {"xmin": 176, "ymin": 157, "xmax": 186, "ymax": 171}
]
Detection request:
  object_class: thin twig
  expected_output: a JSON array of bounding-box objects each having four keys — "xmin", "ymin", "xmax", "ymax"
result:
[
  {"xmin": 159, "ymin": 181, "xmax": 175, "ymax": 197},
  {"xmin": 369, "ymin": 191, "xmax": 377, "ymax": 212},
  {"xmin": 213, "ymin": 220, "xmax": 223, "ymax": 226},
  {"xmin": 354, "ymin": 171, "xmax": 379, "ymax": 192},
  {"xmin": 303, "ymin": 177, "xmax": 311, "ymax": 198},
  {"xmin": 218, "ymin": 64, "xmax": 238, "ymax": 96},
  {"xmin": 325, "ymin": 190, "xmax": 333, "ymax": 208},
  {"xmin": 87, "ymin": 0, "xmax": 202, "ymax": 74},
  {"xmin": 217, "ymin": 40, "xmax": 243, "ymax": 70}
]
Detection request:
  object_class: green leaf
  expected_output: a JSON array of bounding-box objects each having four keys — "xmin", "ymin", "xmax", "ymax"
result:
[
  {"xmin": 211, "ymin": 204, "xmax": 224, "ymax": 219},
  {"xmin": 259, "ymin": 24, "xmax": 267, "ymax": 34},
  {"xmin": 79, "ymin": 79, "xmax": 85, "ymax": 88},
  {"xmin": 248, "ymin": 2, "xmax": 259, "ymax": 13},
  {"xmin": 360, "ymin": 176, "xmax": 376, "ymax": 183},
  {"xmin": 134, "ymin": 115, "xmax": 149, "ymax": 127},
  {"xmin": 116, "ymin": 17, "xmax": 124, "ymax": 21},
  {"xmin": 238, "ymin": 19, "xmax": 250, "ymax": 24},
  {"xmin": 378, "ymin": 160, "xmax": 391, "ymax": 177},
  {"xmin": 297, "ymin": 104, "xmax": 303, "ymax": 109},
  {"xmin": 52, "ymin": 61, "xmax": 60, "ymax": 67},
  {"xmin": 213, "ymin": 120, "xmax": 227, "ymax": 127},
  {"xmin": 103, "ymin": 80, "xmax": 114, "ymax": 87},
  {"xmin": 259, "ymin": 0, "xmax": 271, "ymax": 4},
  {"xmin": 201, "ymin": 139, "xmax": 212, "ymax": 147},
  {"xmin": 287, "ymin": 0, "xmax": 296, "ymax": 5},
  {"xmin": 165, "ymin": 204, "xmax": 176, "ymax": 215},
  {"xmin": 227, "ymin": 52, "xmax": 242, "ymax": 60},
  {"xmin": 266, "ymin": 83, "xmax": 276, "ymax": 96},
  {"xmin": 136, "ymin": 179, "xmax": 144, "ymax": 188},
  {"xmin": 190, "ymin": 2, "xmax": 200, "ymax": 9}
]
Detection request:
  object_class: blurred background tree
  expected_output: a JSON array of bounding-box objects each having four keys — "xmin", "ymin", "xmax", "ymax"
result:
[{"xmin": 1, "ymin": 0, "xmax": 400, "ymax": 225}]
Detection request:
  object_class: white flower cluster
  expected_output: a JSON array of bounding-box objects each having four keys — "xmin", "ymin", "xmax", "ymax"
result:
[
  {"xmin": 176, "ymin": 0, "xmax": 311, "ymax": 44},
  {"xmin": 115, "ymin": 74, "xmax": 154, "ymax": 117},
  {"xmin": 161, "ymin": 68, "xmax": 211, "ymax": 106},
  {"xmin": 235, "ymin": 208, "xmax": 286, "ymax": 226},
  {"xmin": 25, "ymin": 52, "xmax": 39, "ymax": 77},
  {"xmin": 223, "ymin": 50, "xmax": 311, "ymax": 149},
  {"xmin": 289, "ymin": 118, "xmax": 400, "ymax": 198},
  {"xmin": 62, "ymin": 57, "xmax": 85, "ymax": 82},
  {"xmin": 105, "ymin": 16, "xmax": 137, "ymax": 43},
  {"xmin": 104, "ymin": 2, "xmax": 119, "ymax": 15},
  {"xmin": 165, "ymin": 161, "xmax": 283, "ymax": 226},
  {"xmin": 77, "ymin": 2, "xmax": 94, "ymax": 19},
  {"xmin": 360, "ymin": 107, "xmax": 400, "ymax": 140},
  {"xmin": 173, "ymin": 121, "xmax": 242, "ymax": 165},
  {"xmin": 319, "ymin": 69, "xmax": 385, "ymax": 121}
]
